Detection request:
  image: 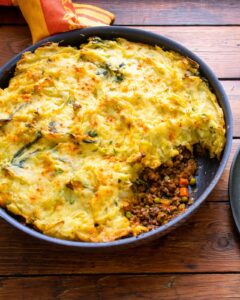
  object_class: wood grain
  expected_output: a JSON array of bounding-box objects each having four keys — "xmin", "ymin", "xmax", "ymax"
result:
[
  {"xmin": 222, "ymin": 81, "xmax": 240, "ymax": 138},
  {"xmin": 208, "ymin": 139, "xmax": 239, "ymax": 202},
  {"xmin": 1, "ymin": 0, "xmax": 240, "ymax": 25},
  {"xmin": 0, "ymin": 201, "xmax": 240, "ymax": 275},
  {"xmin": 0, "ymin": 7, "xmax": 25, "ymax": 25},
  {"xmin": 1, "ymin": 274, "xmax": 240, "ymax": 299},
  {"xmin": 1, "ymin": 26, "xmax": 240, "ymax": 78},
  {"xmin": 76, "ymin": 0, "xmax": 240, "ymax": 26}
]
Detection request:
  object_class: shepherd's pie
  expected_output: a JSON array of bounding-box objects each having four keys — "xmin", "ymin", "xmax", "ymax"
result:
[{"xmin": 0, "ymin": 38, "xmax": 225, "ymax": 242}]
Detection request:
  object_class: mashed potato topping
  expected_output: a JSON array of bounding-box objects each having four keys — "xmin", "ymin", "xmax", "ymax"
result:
[{"xmin": 0, "ymin": 37, "xmax": 225, "ymax": 242}]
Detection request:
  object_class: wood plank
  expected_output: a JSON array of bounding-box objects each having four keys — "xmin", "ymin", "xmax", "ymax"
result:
[
  {"xmin": 1, "ymin": 26, "xmax": 240, "ymax": 78},
  {"xmin": 0, "ymin": 26, "xmax": 31, "ymax": 65},
  {"xmin": 222, "ymin": 81, "xmax": 240, "ymax": 138},
  {"xmin": 0, "ymin": 201, "xmax": 240, "ymax": 275},
  {"xmin": 0, "ymin": 7, "xmax": 25, "ymax": 25},
  {"xmin": 1, "ymin": 274, "xmax": 240, "ymax": 299},
  {"xmin": 208, "ymin": 139, "xmax": 239, "ymax": 201},
  {"xmin": 1, "ymin": 0, "xmax": 240, "ymax": 25},
  {"xmin": 84, "ymin": 0, "xmax": 240, "ymax": 26}
]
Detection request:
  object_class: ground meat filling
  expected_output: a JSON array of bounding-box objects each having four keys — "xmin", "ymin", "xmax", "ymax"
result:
[{"xmin": 125, "ymin": 148, "xmax": 197, "ymax": 230}]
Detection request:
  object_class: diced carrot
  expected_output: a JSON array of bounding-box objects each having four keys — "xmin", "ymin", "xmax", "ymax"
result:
[
  {"xmin": 179, "ymin": 177, "xmax": 189, "ymax": 186},
  {"xmin": 179, "ymin": 187, "xmax": 189, "ymax": 197}
]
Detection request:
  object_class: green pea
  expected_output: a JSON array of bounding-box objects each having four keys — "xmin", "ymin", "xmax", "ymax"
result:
[
  {"xmin": 181, "ymin": 196, "xmax": 189, "ymax": 203},
  {"xmin": 154, "ymin": 198, "xmax": 161, "ymax": 204},
  {"xmin": 179, "ymin": 203, "xmax": 186, "ymax": 210},
  {"xmin": 190, "ymin": 177, "xmax": 196, "ymax": 185},
  {"xmin": 125, "ymin": 211, "xmax": 132, "ymax": 219}
]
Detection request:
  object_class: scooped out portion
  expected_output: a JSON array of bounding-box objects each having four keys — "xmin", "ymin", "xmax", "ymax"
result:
[{"xmin": 0, "ymin": 37, "xmax": 225, "ymax": 242}]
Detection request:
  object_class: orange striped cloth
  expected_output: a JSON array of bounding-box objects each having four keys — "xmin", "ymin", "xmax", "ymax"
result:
[{"xmin": 0, "ymin": 0, "xmax": 115, "ymax": 43}]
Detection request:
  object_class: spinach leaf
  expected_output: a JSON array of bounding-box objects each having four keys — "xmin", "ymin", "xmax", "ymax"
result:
[{"xmin": 11, "ymin": 131, "xmax": 42, "ymax": 168}]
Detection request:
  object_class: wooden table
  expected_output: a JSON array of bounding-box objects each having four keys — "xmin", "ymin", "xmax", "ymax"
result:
[{"xmin": 0, "ymin": 1, "xmax": 240, "ymax": 299}]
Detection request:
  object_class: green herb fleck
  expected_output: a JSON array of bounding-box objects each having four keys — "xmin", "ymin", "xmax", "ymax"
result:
[
  {"xmin": 115, "ymin": 73, "xmax": 124, "ymax": 82},
  {"xmin": 91, "ymin": 37, "xmax": 103, "ymax": 44},
  {"xmin": 0, "ymin": 103, "xmax": 28, "ymax": 127},
  {"xmin": 68, "ymin": 196, "xmax": 75, "ymax": 205},
  {"xmin": 82, "ymin": 139, "xmax": 97, "ymax": 144},
  {"xmin": 135, "ymin": 178, "xmax": 146, "ymax": 185},
  {"xmin": 64, "ymin": 183, "xmax": 76, "ymax": 205},
  {"xmin": 55, "ymin": 169, "xmax": 64, "ymax": 175},
  {"xmin": 11, "ymin": 131, "xmax": 42, "ymax": 167},
  {"xmin": 96, "ymin": 68, "xmax": 108, "ymax": 76},
  {"xmin": 11, "ymin": 149, "xmax": 40, "ymax": 168},
  {"xmin": 87, "ymin": 130, "xmax": 98, "ymax": 138},
  {"xmin": 67, "ymin": 97, "xmax": 74, "ymax": 104},
  {"xmin": 14, "ymin": 159, "xmax": 27, "ymax": 168},
  {"xmin": 96, "ymin": 63, "xmax": 124, "ymax": 83}
]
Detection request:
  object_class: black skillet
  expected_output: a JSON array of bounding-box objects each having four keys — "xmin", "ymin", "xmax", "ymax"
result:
[{"xmin": 0, "ymin": 26, "xmax": 233, "ymax": 250}]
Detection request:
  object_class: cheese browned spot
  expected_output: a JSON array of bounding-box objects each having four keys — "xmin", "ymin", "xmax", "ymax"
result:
[{"xmin": 0, "ymin": 37, "xmax": 225, "ymax": 242}]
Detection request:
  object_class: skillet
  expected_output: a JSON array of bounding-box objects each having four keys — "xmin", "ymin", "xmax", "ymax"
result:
[{"xmin": 0, "ymin": 26, "xmax": 233, "ymax": 250}]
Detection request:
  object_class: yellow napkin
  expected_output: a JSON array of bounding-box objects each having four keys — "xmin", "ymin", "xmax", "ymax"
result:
[{"xmin": 0, "ymin": 0, "xmax": 115, "ymax": 43}]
